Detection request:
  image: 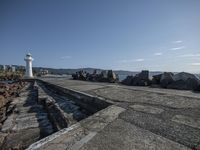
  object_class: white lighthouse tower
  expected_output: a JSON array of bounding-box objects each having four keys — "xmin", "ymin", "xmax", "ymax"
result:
[{"xmin": 24, "ymin": 53, "xmax": 34, "ymax": 78}]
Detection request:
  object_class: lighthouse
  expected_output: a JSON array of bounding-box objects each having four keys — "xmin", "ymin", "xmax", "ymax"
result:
[{"xmin": 24, "ymin": 53, "xmax": 34, "ymax": 78}]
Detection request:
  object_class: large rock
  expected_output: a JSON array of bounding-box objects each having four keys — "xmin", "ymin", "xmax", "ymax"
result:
[
  {"xmin": 167, "ymin": 80, "xmax": 187, "ymax": 90},
  {"xmin": 72, "ymin": 70, "xmax": 87, "ymax": 80},
  {"xmin": 72, "ymin": 72, "xmax": 78, "ymax": 80},
  {"xmin": 97, "ymin": 71, "xmax": 108, "ymax": 82},
  {"xmin": 107, "ymin": 70, "xmax": 118, "ymax": 83},
  {"xmin": 186, "ymin": 78, "xmax": 200, "ymax": 90},
  {"xmin": 173, "ymin": 72, "xmax": 198, "ymax": 81},
  {"xmin": 122, "ymin": 70, "xmax": 150, "ymax": 86},
  {"xmin": 78, "ymin": 71, "xmax": 87, "ymax": 80},
  {"xmin": 136, "ymin": 70, "xmax": 149, "ymax": 80},
  {"xmin": 152, "ymin": 74, "xmax": 162, "ymax": 85},
  {"xmin": 134, "ymin": 70, "xmax": 150, "ymax": 86},
  {"xmin": 100, "ymin": 70, "xmax": 107, "ymax": 78},
  {"xmin": 121, "ymin": 76, "xmax": 134, "ymax": 85},
  {"xmin": 167, "ymin": 72, "xmax": 200, "ymax": 90},
  {"xmin": 160, "ymin": 72, "xmax": 174, "ymax": 88}
]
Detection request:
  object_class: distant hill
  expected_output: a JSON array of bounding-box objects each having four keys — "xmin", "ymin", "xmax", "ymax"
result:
[
  {"xmin": 32, "ymin": 67, "xmax": 163, "ymax": 77},
  {"xmin": 32, "ymin": 67, "xmax": 103, "ymax": 75},
  {"xmin": 31, "ymin": 67, "xmax": 163, "ymax": 81}
]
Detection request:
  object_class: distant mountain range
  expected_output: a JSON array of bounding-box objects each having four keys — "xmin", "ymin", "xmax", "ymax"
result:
[
  {"xmin": 32, "ymin": 67, "xmax": 162, "ymax": 77},
  {"xmin": 31, "ymin": 67, "xmax": 164, "ymax": 81}
]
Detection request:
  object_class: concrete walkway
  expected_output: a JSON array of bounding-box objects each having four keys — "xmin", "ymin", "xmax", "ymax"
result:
[
  {"xmin": 1, "ymin": 83, "xmax": 54, "ymax": 149},
  {"xmin": 28, "ymin": 78, "xmax": 200, "ymax": 150}
]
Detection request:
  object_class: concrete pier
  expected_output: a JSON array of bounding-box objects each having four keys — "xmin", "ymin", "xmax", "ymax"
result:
[
  {"xmin": 1, "ymin": 78, "xmax": 200, "ymax": 150},
  {"xmin": 27, "ymin": 78, "xmax": 200, "ymax": 150}
]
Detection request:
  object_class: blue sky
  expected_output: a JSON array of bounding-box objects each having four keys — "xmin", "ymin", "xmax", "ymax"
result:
[{"xmin": 1, "ymin": 0, "xmax": 200, "ymax": 73}]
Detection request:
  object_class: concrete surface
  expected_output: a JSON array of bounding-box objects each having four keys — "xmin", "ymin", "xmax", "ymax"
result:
[
  {"xmin": 1, "ymin": 83, "xmax": 54, "ymax": 149},
  {"xmin": 27, "ymin": 77, "xmax": 200, "ymax": 150}
]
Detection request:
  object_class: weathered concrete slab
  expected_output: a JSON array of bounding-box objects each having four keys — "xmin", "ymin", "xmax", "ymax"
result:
[
  {"xmin": 119, "ymin": 109, "xmax": 200, "ymax": 149},
  {"xmin": 88, "ymin": 86, "xmax": 200, "ymax": 109},
  {"xmin": 80, "ymin": 119, "xmax": 191, "ymax": 150},
  {"xmin": 130, "ymin": 104, "xmax": 164, "ymax": 114},
  {"xmin": 172, "ymin": 115, "xmax": 200, "ymax": 129}
]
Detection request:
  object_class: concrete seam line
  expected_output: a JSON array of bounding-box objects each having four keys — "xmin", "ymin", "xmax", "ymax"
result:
[
  {"xmin": 26, "ymin": 123, "xmax": 80, "ymax": 150},
  {"xmin": 69, "ymin": 132, "xmax": 97, "ymax": 150}
]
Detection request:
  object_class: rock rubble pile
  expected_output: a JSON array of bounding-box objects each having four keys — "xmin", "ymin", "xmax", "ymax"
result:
[
  {"xmin": 72, "ymin": 70, "xmax": 119, "ymax": 83},
  {"xmin": 122, "ymin": 71, "xmax": 200, "ymax": 91}
]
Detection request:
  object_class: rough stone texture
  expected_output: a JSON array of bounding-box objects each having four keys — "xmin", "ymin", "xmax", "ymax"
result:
[
  {"xmin": 168, "ymin": 78, "xmax": 200, "ymax": 90},
  {"xmin": 136, "ymin": 70, "xmax": 149, "ymax": 80},
  {"xmin": 119, "ymin": 109, "xmax": 200, "ymax": 149},
  {"xmin": 173, "ymin": 72, "xmax": 199, "ymax": 82},
  {"xmin": 80, "ymin": 119, "xmax": 191, "ymax": 150},
  {"xmin": 172, "ymin": 115, "xmax": 200, "ymax": 129},
  {"xmin": 107, "ymin": 70, "xmax": 117, "ymax": 83},
  {"xmin": 130, "ymin": 104, "xmax": 164, "ymax": 114},
  {"xmin": 88, "ymin": 86, "xmax": 200, "ymax": 108},
  {"xmin": 4, "ymin": 128, "xmax": 41, "ymax": 149},
  {"xmin": 121, "ymin": 75, "xmax": 133, "ymax": 85},
  {"xmin": 160, "ymin": 72, "xmax": 174, "ymax": 88},
  {"xmin": 0, "ymin": 83, "xmax": 54, "ymax": 149},
  {"xmin": 122, "ymin": 70, "xmax": 150, "ymax": 86},
  {"xmin": 72, "ymin": 70, "xmax": 119, "ymax": 83},
  {"xmin": 1, "ymin": 114, "xmax": 14, "ymax": 132},
  {"xmin": 152, "ymin": 74, "xmax": 162, "ymax": 84},
  {"xmin": 162, "ymin": 72, "xmax": 200, "ymax": 91},
  {"xmin": 0, "ymin": 133, "xmax": 7, "ymax": 149}
]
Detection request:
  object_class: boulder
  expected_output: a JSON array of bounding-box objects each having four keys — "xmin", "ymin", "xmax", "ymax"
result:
[
  {"xmin": 121, "ymin": 76, "xmax": 134, "ymax": 85},
  {"xmin": 107, "ymin": 70, "xmax": 118, "ymax": 83},
  {"xmin": 152, "ymin": 74, "xmax": 162, "ymax": 84},
  {"xmin": 72, "ymin": 72, "xmax": 78, "ymax": 80},
  {"xmin": 133, "ymin": 70, "xmax": 150, "ymax": 86},
  {"xmin": 167, "ymin": 72, "xmax": 200, "ymax": 90},
  {"xmin": 72, "ymin": 70, "xmax": 87, "ymax": 80},
  {"xmin": 160, "ymin": 72, "xmax": 174, "ymax": 88},
  {"xmin": 167, "ymin": 80, "xmax": 187, "ymax": 90},
  {"xmin": 186, "ymin": 78, "xmax": 199, "ymax": 90},
  {"xmin": 97, "ymin": 71, "xmax": 108, "ymax": 82},
  {"xmin": 92, "ymin": 70, "xmax": 97, "ymax": 75},
  {"xmin": 121, "ymin": 70, "xmax": 150, "ymax": 86},
  {"xmin": 100, "ymin": 70, "xmax": 107, "ymax": 78},
  {"xmin": 173, "ymin": 72, "xmax": 198, "ymax": 81},
  {"xmin": 78, "ymin": 71, "xmax": 87, "ymax": 80},
  {"xmin": 136, "ymin": 70, "xmax": 149, "ymax": 80}
]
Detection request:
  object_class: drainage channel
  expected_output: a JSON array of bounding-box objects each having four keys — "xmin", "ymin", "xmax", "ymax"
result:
[{"xmin": 0, "ymin": 80, "xmax": 111, "ymax": 149}]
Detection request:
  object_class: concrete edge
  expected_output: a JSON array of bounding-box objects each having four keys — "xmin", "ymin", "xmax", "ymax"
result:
[
  {"xmin": 26, "ymin": 123, "xmax": 80, "ymax": 150},
  {"xmin": 26, "ymin": 105, "xmax": 125, "ymax": 150}
]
